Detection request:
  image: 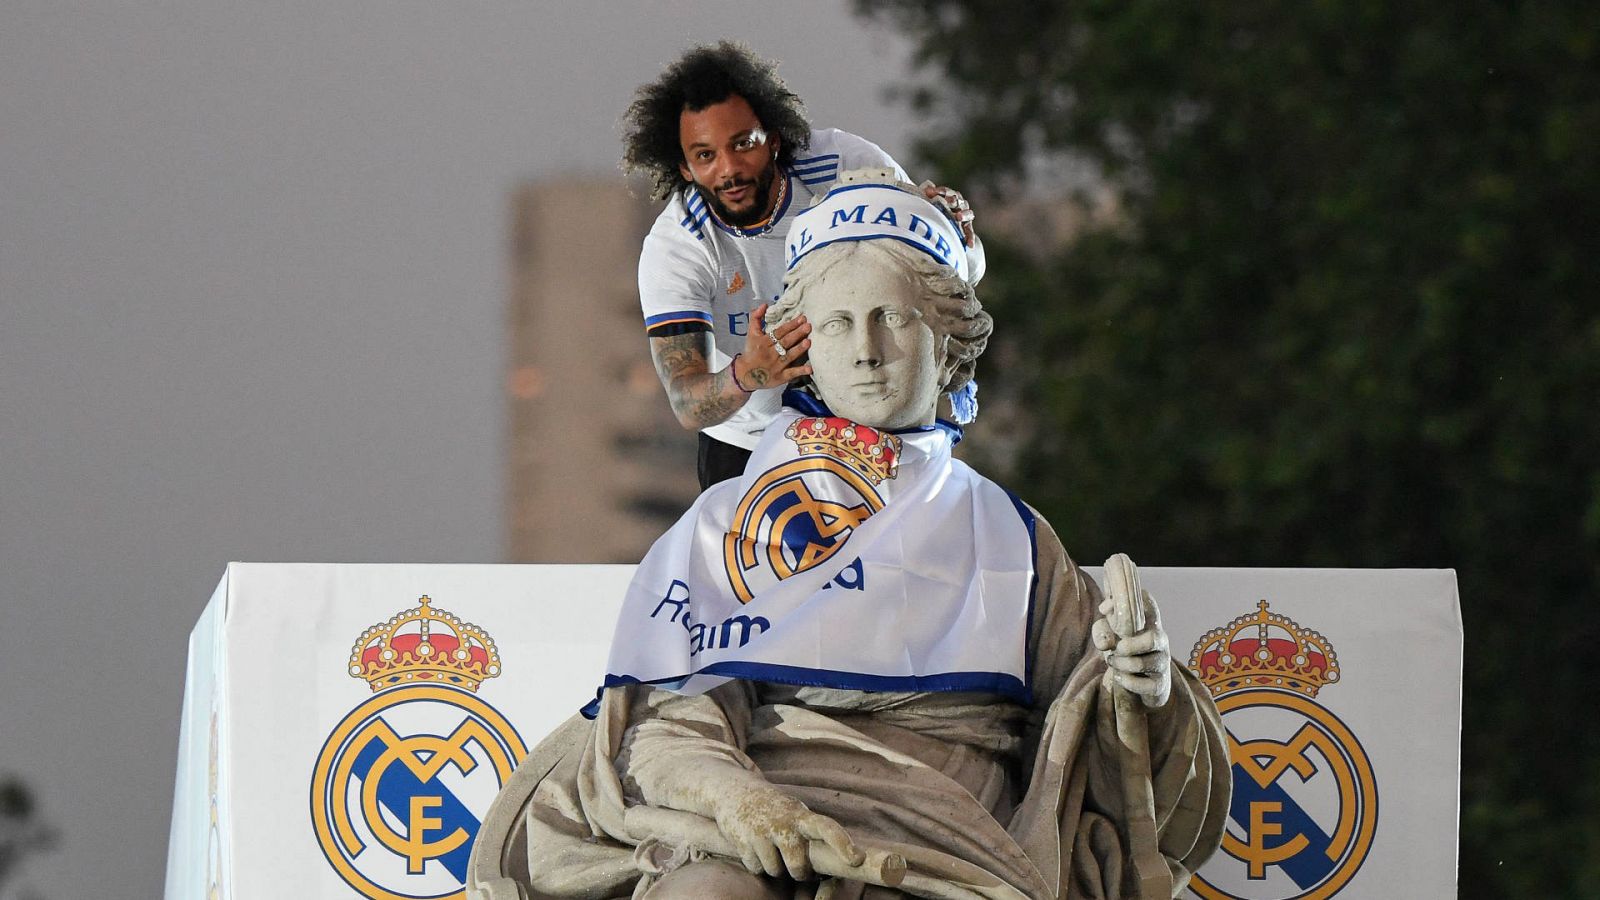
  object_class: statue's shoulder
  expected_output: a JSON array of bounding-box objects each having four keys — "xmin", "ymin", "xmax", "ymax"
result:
[{"xmin": 956, "ymin": 463, "xmax": 1057, "ymax": 535}]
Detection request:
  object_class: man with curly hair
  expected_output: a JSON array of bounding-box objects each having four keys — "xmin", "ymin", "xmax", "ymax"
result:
[{"xmin": 625, "ymin": 42, "xmax": 983, "ymax": 489}]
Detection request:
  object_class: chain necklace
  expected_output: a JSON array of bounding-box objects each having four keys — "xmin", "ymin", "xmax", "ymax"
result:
[{"xmin": 705, "ymin": 168, "xmax": 788, "ymax": 237}]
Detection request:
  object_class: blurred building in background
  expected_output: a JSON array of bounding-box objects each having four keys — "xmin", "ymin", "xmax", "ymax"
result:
[{"xmin": 506, "ymin": 179, "xmax": 698, "ymax": 562}]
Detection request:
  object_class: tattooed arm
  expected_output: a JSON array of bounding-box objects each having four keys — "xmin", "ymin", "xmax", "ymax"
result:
[
  {"xmin": 650, "ymin": 331, "xmax": 748, "ymax": 430},
  {"xmin": 649, "ymin": 303, "xmax": 813, "ymax": 431}
]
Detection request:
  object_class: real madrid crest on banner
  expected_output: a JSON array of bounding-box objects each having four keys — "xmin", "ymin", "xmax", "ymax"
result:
[
  {"xmin": 1186, "ymin": 601, "xmax": 1379, "ymax": 900},
  {"xmin": 309, "ymin": 596, "xmax": 527, "ymax": 900}
]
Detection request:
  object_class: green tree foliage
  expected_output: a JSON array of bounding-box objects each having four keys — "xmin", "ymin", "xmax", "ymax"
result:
[
  {"xmin": 0, "ymin": 776, "xmax": 54, "ymax": 899},
  {"xmin": 861, "ymin": 1, "xmax": 1599, "ymax": 895}
]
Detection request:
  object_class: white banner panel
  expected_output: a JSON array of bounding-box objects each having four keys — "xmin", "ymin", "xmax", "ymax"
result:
[
  {"xmin": 165, "ymin": 563, "xmax": 1460, "ymax": 900},
  {"xmin": 1100, "ymin": 567, "xmax": 1462, "ymax": 900}
]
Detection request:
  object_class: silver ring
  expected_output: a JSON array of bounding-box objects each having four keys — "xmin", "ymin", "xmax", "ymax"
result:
[{"xmin": 770, "ymin": 332, "xmax": 787, "ymax": 359}]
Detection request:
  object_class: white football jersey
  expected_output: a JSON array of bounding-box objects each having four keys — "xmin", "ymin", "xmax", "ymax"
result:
[{"xmin": 638, "ymin": 128, "xmax": 908, "ymax": 450}]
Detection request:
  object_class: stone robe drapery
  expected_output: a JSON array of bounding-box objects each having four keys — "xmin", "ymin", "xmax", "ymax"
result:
[{"xmin": 468, "ymin": 512, "xmax": 1229, "ymax": 900}]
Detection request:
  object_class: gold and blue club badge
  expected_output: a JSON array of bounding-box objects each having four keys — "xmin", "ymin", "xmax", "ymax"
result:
[
  {"xmin": 722, "ymin": 416, "xmax": 899, "ymax": 604},
  {"xmin": 1187, "ymin": 601, "xmax": 1378, "ymax": 900},
  {"xmin": 309, "ymin": 596, "xmax": 526, "ymax": 900}
]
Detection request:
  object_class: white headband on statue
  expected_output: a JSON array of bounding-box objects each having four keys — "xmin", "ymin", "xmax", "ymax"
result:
[{"xmin": 785, "ymin": 173, "xmax": 970, "ymax": 283}]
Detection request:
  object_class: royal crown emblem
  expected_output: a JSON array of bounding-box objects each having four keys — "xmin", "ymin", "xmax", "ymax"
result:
[
  {"xmin": 1188, "ymin": 600, "xmax": 1338, "ymax": 698},
  {"xmin": 1186, "ymin": 599, "xmax": 1378, "ymax": 898},
  {"xmin": 785, "ymin": 416, "xmax": 900, "ymax": 484},
  {"xmin": 347, "ymin": 595, "xmax": 502, "ymax": 692},
  {"xmin": 315, "ymin": 594, "xmax": 525, "ymax": 898}
]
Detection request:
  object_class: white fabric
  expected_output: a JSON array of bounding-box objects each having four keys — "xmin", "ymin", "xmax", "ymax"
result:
[
  {"xmin": 165, "ymin": 565, "xmax": 1462, "ymax": 899},
  {"xmin": 786, "ymin": 182, "xmax": 970, "ymax": 282},
  {"xmin": 592, "ymin": 403, "xmax": 1037, "ymax": 707},
  {"xmin": 638, "ymin": 129, "xmax": 909, "ymax": 450}
]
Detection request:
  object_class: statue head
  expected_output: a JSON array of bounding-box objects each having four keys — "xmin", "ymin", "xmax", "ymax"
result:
[{"xmin": 770, "ymin": 174, "xmax": 992, "ymax": 430}]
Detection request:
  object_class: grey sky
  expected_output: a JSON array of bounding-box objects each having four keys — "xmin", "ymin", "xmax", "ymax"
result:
[{"xmin": 0, "ymin": 2, "xmax": 918, "ymax": 895}]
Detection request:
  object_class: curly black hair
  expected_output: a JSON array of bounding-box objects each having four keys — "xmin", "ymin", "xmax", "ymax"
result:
[{"xmin": 622, "ymin": 42, "xmax": 812, "ymax": 201}]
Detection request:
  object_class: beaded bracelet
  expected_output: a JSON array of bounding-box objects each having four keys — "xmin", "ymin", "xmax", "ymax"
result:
[{"xmin": 729, "ymin": 354, "xmax": 754, "ymax": 393}]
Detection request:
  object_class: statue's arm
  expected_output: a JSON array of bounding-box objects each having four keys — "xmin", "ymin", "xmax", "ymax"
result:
[
  {"xmin": 615, "ymin": 682, "xmax": 860, "ymax": 880},
  {"xmin": 1021, "ymin": 508, "xmax": 1231, "ymax": 884},
  {"xmin": 1024, "ymin": 509, "xmax": 1194, "ymax": 743},
  {"xmin": 619, "ymin": 681, "xmax": 761, "ymax": 804},
  {"xmin": 1022, "ymin": 509, "xmax": 1101, "ymax": 709}
]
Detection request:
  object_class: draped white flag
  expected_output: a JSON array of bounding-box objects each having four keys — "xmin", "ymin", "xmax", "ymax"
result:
[{"xmin": 588, "ymin": 396, "xmax": 1037, "ymax": 714}]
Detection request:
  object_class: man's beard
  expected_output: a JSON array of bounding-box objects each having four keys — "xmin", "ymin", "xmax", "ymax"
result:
[{"xmin": 702, "ymin": 162, "xmax": 778, "ymax": 228}]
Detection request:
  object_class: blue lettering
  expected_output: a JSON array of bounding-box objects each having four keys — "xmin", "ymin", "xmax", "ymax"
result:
[
  {"xmin": 871, "ymin": 207, "xmax": 899, "ymax": 227},
  {"xmin": 933, "ymin": 233, "xmax": 952, "ymax": 260},
  {"xmin": 717, "ymin": 615, "xmax": 769, "ymax": 649},
  {"xmin": 651, "ymin": 580, "xmax": 691, "ymax": 623},
  {"xmin": 907, "ymin": 215, "xmax": 934, "ymax": 240},
  {"xmin": 687, "ymin": 615, "xmax": 770, "ymax": 657},
  {"xmin": 686, "ymin": 614, "xmax": 771, "ymax": 657},
  {"xmin": 727, "ymin": 310, "xmax": 750, "ymax": 336},
  {"xmin": 830, "ymin": 205, "xmax": 867, "ymax": 228},
  {"xmin": 820, "ymin": 558, "xmax": 865, "ymax": 592},
  {"xmin": 833, "ymin": 558, "xmax": 865, "ymax": 591},
  {"xmin": 787, "ymin": 227, "xmax": 814, "ymax": 262}
]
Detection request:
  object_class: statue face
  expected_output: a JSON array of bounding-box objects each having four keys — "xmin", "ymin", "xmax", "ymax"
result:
[{"xmin": 802, "ymin": 254, "xmax": 947, "ymax": 429}]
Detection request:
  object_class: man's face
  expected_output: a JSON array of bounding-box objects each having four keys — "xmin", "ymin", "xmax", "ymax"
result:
[
  {"xmin": 678, "ymin": 94, "xmax": 781, "ymax": 227},
  {"xmin": 803, "ymin": 253, "xmax": 950, "ymax": 430}
]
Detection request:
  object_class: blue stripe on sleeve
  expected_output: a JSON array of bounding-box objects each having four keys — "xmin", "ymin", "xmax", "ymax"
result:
[{"xmin": 644, "ymin": 310, "xmax": 712, "ymax": 329}]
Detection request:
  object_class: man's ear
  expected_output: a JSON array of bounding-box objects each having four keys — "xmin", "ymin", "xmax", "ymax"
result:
[{"xmin": 678, "ymin": 161, "xmax": 693, "ymax": 182}]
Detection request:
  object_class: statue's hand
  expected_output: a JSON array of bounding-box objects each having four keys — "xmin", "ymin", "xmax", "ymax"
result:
[
  {"xmin": 1092, "ymin": 588, "xmax": 1173, "ymax": 708},
  {"xmin": 710, "ymin": 784, "xmax": 863, "ymax": 881}
]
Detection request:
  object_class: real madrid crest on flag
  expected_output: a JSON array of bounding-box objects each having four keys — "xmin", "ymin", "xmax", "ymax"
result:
[
  {"xmin": 309, "ymin": 596, "xmax": 527, "ymax": 900},
  {"xmin": 722, "ymin": 416, "xmax": 899, "ymax": 603},
  {"xmin": 1186, "ymin": 601, "xmax": 1379, "ymax": 900}
]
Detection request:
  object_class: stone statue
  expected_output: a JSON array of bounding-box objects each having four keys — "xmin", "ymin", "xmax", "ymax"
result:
[{"xmin": 469, "ymin": 174, "xmax": 1229, "ymax": 900}]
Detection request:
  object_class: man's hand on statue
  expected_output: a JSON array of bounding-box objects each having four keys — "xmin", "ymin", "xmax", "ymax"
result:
[
  {"xmin": 734, "ymin": 302, "xmax": 812, "ymax": 391},
  {"xmin": 1092, "ymin": 589, "xmax": 1173, "ymax": 709},
  {"xmin": 712, "ymin": 784, "xmax": 863, "ymax": 880},
  {"xmin": 918, "ymin": 180, "xmax": 977, "ymax": 247}
]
